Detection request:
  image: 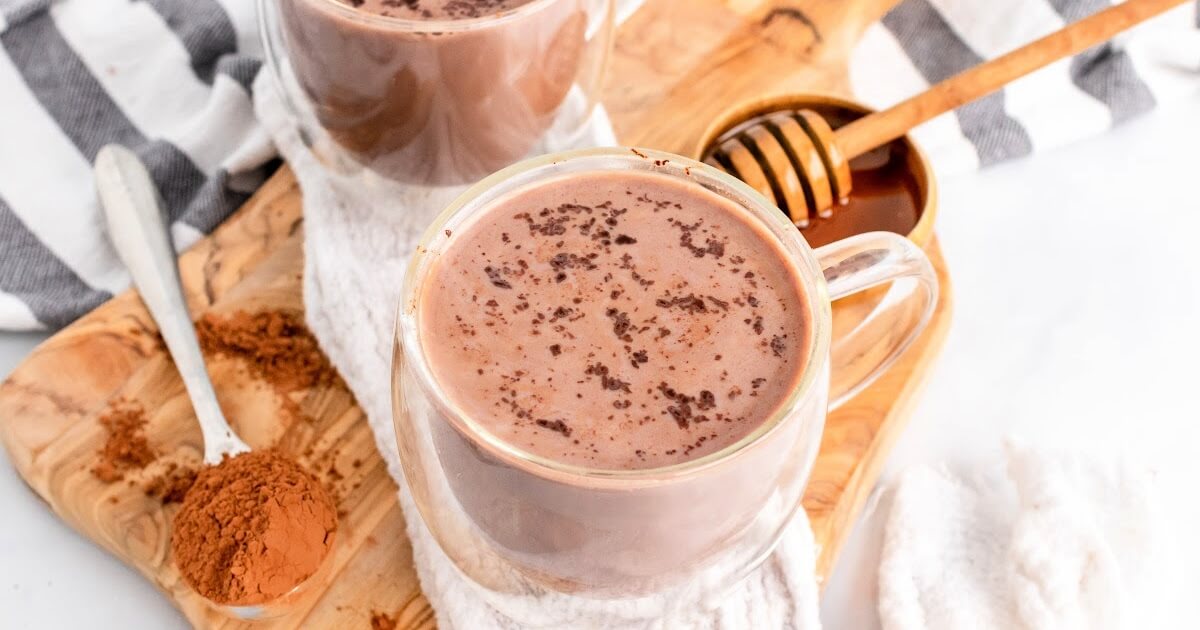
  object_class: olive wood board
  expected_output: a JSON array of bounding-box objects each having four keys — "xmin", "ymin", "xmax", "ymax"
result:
[{"xmin": 0, "ymin": 0, "xmax": 952, "ymax": 627}]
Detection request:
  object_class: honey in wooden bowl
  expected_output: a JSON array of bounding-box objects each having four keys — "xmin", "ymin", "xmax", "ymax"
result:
[
  {"xmin": 697, "ymin": 95, "xmax": 940, "ymax": 359},
  {"xmin": 695, "ymin": 94, "xmax": 937, "ymax": 250}
]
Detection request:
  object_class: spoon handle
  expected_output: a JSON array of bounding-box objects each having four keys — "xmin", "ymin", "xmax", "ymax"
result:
[
  {"xmin": 95, "ymin": 145, "xmax": 249, "ymax": 465},
  {"xmin": 834, "ymin": 0, "xmax": 1187, "ymax": 158}
]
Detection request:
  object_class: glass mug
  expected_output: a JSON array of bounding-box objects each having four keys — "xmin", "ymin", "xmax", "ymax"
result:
[
  {"xmin": 391, "ymin": 148, "xmax": 937, "ymax": 616},
  {"xmin": 258, "ymin": 0, "xmax": 624, "ymax": 186}
]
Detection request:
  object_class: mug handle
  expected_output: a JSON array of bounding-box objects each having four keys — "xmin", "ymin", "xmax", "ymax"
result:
[{"xmin": 814, "ymin": 231, "xmax": 939, "ymax": 410}]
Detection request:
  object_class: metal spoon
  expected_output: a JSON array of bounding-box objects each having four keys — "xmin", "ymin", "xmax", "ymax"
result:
[{"xmin": 94, "ymin": 145, "xmax": 250, "ymax": 466}]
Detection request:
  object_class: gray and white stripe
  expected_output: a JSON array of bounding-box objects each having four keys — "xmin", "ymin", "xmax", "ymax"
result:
[
  {"xmin": 0, "ymin": 0, "xmax": 1195, "ymax": 332},
  {"xmin": 0, "ymin": 0, "xmax": 274, "ymax": 331},
  {"xmin": 851, "ymin": 0, "xmax": 1197, "ymax": 176},
  {"xmin": 882, "ymin": 0, "xmax": 1035, "ymax": 166},
  {"xmin": 1048, "ymin": 0, "xmax": 1157, "ymax": 122}
]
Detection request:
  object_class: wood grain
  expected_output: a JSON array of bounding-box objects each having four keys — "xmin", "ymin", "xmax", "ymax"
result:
[
  {"xmin": 0, "ymin": 0, "xmax": 951, "ymax": 627},
  {"xmin": 605, "ymin": 0, "xmax": 895, "ymax": 154}
]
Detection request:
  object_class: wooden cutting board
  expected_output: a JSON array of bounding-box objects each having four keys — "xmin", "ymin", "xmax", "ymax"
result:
[{"xmin": 0, "ymin": 0, "xmax": 952, "ymax": 627}]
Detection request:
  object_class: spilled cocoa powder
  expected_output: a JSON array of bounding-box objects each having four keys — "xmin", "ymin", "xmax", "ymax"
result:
[
  {"xmin": 370, "ymin": 611, "xmax": 398, "ymax": 630},
  {"xmin": 92, "ymin": 399, "xmax": 155, "ymax": 483},
  {"xmin": 144, "ymin": 462, "xmax": 198, "ymax": 504},
  {"xmin": 171, "ymin": 450, "xmax": 337, "ymax": 605},
  {"xmin": 195, "ymin": 311, "xmax": 343, "ymax": 422}
]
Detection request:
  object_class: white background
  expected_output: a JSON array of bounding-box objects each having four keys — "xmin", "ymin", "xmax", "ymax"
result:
[{"xmin": 2, "ymin": 93, "xmax": 1199, "ymax": 628}]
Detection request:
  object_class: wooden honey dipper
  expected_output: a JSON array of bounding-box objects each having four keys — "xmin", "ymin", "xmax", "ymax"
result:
[{"xmin": 703, "ymin": 0, "xmax": 1186, "ymax": 228}]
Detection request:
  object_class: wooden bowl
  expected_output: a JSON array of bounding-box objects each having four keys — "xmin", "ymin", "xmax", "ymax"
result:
[{"xmin": 694, "ymin": 94, "xmax": 937, "ymax": 250}]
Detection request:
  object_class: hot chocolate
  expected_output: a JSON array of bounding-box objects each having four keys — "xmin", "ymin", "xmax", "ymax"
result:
[
  {"xmin": 419, "ymin": 169, "xmax": 811, "ymax": 470},
  {"xmin": 342, "ymin": 0, "xmax": 536, "ymax": 20},
  {"xmin": 394, "ymin": 151, "xmax": 937, "ymax": 596},
  {"xmin": 275, "ymin": 0, "xmax": 597, "ymax": 184}
]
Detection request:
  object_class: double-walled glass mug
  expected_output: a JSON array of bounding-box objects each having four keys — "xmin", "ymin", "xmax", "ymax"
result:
[
  {"xmin": 258, "ymin": 0, "xmax": 623, "ymax": 186},
  {"xmin": 391, "ymin": 148, "xmax": 938, "ymax": 617}
]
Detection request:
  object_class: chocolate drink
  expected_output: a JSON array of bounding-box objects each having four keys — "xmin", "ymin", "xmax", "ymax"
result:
[
  {"xmin": 354, "ymin": 0, "xmax": 537, "ymax": 20},
  {"xmin": 408, "ymin": 165, "xmax": 822, "ymax": 591},
  {"xmin": 277, "ymin": 0, "xmax": 593, "ymax": 185},
  {"xmin": 420, "ymin": 171, "xmax": 812, "ymax": 470}
]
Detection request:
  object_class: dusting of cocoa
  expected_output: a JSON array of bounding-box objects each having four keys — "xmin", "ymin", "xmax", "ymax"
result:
[
  {"xmin": 370, "ymin": 611, "xmax": 398, "ymax": 630},
  {"xmin": 195, "ymin": 311, "xmax": 344, "ymax": 422},
  {"xmin": 144, "ymin": 462, "xmax": 198, "ymax": 504},
  {"xmin": 171, "ymin": 450, "xmax": 337, "ymax": 605},
  {"xmin": 92, "ymin": 399, "xmax": 155, "ymax": 483}
]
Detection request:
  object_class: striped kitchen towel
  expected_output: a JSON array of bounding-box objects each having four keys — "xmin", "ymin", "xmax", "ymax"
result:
[
  {"xmin": 0, "ymin": 0, "xmax": 1196, "ymax": 333},
  {"xmin": 850, "ymin": 0, "xmax": 1200, "ymax": 176},
  {"xmin": 0, "ymin": 0, "xmax": 273, "ymax": 331}
]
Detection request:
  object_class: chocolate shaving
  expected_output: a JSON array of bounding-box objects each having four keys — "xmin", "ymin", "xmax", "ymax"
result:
[
  {"xmin": 536, "ymin": 418, "xmax": 573, "ymax": 437},
  {"xmin": 484, "ymin": 266, "xmax": 512, "ymax": 289},
  {"xmin": 656, "ymin": 294, "xmax": 708, "ymax": 314},
  {"xmin": 657, "ymin": 382, "xmax": 701, "ymax": 429},
  {"xmin": 706, "ymin": 295, "xmax": 730, "ymax": 311},
  {"xmin": 586, "ymin": 363, "xmax": 631, "ymax": 393},
  {"xmin": 606, "ymin": 308, "xmax": 633, "ymax": 339}
]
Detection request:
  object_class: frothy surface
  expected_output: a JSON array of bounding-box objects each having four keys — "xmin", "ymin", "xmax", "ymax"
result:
[
  {"xmin": 339, "ymin": 0, "xmax": 536, "ymax": 19},
  {"xmin": 419, "ymin": 170, "xmax": 811, "ymax": 469}
]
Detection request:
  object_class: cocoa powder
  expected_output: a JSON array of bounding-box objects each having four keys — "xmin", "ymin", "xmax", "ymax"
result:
[
  {"xmin": 92, "ymin": 399, "xmax": 155, "ymax": 483},
  {"xmin": 195, "ymin": 311, "xmax": 340, "ymax": 396},
  {"xmin": 144, "ymin": 462, "xmax": 198, "ymax": 504},
  {"xmin": 370, "ymin": 611, "xmax": 398, "ymax": 630},
  {"xmin": 171, "ymin": 450, "xmax": 337, "ymax": 605},
  {"xmin": 195, "ymin": 311, "xmax": 344, "ymax": 426}
]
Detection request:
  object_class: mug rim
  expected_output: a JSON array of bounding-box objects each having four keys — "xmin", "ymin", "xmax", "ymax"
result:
[
  {"xmin": 394, "ymin": 147, "xmax": 834, "ymax": 486},
  {"xmin": 300, "ymin": 0, "xmax": 564, "ymax": 32}
]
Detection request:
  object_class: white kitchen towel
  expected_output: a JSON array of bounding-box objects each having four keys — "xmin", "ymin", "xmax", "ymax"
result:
[
  {"xmin": 850, "ymin": 0, "xmax": 1199, "ymax": 177},
  {"xmin": 254, "ymin": 58, "xmax": 823, "ymax": 630},
  {"xmin": 878, "ymin": 443, "xmax": 1177, "ymax": 630}
]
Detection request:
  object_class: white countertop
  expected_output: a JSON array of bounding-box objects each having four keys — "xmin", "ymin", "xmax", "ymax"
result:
[{"xmin": 2, "ymin": 94, "xmax": 1199, "ymax": 629}]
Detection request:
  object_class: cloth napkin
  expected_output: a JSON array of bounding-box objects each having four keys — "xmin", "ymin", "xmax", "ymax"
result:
[
  {"xmin": 253, "ymin": 53, "xmax": 825, "ymax": 630},
  {"xmin": 850, "ymin": 0, "xmax": 1200, "ymax": 176},
  {"xmin": 2, "ymin": 0, "xmax": 1195, "ymax": 332},
  {"xmin": 855, "ymin": 4, "xmax": 1197, "ymax": 628},
  {"xmin": 0, "ymin": 0, "xmax": 273, "ymax": 331},
  {"xmin": 878, "ymin": 444, "xmax": 1178, "ymax": 630}
]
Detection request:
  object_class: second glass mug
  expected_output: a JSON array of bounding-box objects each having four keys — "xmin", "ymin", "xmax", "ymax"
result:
[
  {"xmin": 392, "ymin": 148, "xmax": 937, "ymax": 617},
  {"xmin": 258, "ymin": 0, "xmax": 633, "ymax": 186}
]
